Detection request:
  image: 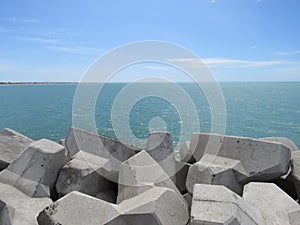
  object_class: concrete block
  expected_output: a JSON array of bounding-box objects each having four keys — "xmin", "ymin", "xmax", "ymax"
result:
[
  {"xmin": 180, "ymin": 141, "xmax": 196, "ymax": 164},
  {"xmin": 117, "ymin": 150, "xmax": 185, "ymax": 205},
  {"xmin": 259, "ymin": 137, "xmax": 299, "ymax": 152},
  {"xmin": 38, "ymin": 187, "xmax": 189, "ymax": 225},
  {"xmin": 186, "ymin": 154, "xmax": 246, "ymax": 195},
  {"xmin": 191, "ymin": 184, "xmax": 266, "ymax": 225},
  {"xmin": 55, "ymin": 154, "xmax": 113, "ymax": 198},
  {"xmin": 0, "ymin": 139, "xmax": 65, "ymax": 198},
  {"xmin": 190, "ymin": 133, "xmax": 291, "ymax": 182},
  {"xmin": 0, "ymin": 182, "xmax": 52, "ymax": 225},
  {"xmin": 243, "ymin": 182, "xmax": 300, "ymax": 225},
  {"xmin": 0, "ymin": 128, "xmax": 33, "ymax": 170},
  {"xmin": 291, "ymin": 151, "xmax": 300, "ymax": 200}
]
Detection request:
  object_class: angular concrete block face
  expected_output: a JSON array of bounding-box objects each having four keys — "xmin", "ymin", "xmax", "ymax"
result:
[
  {"xmin": 259, "ymin": 137, "xmax": 299, "ymax": 152},
  {"xmin": 243, "ymin": 182, "xmax": 300, "ymax": 225},
  {"xmin": 55, "ymin": 157, "xmax": 112, "ymax": 198},
  {"xmin": 0, "ymin": 139, "xmax": 65, "ymax": 198},
  {"xmin": 117, "ymin": 187, "xmax": 189, "ymax": 225},
  {"xmin": 190, "ymin": 133, "xmax": 291, "ymax": 182},
  {"xmin": 0, "ymin": 128, "xmax": 33, "ymax": 170},
  {"xmin": 186, "ymin": 154, "xmax": 245, "ymax": 195},
  {"xmin": 37, "ymin": 192, "xmax": 120, "ymax": 225},
  {"xmin": 291, "ymin": 151, "xmax": 300, "ymax": 199},
  {"xmin": 146, "ymin": 132, "xmax": 174, "ymax": 162},
  {"xmin": 0, "ymin": 182, "xmax": 52, "ymax": 225},
  {"xmin": 38, "ymin": 187, "xmax": 189, "ymax": 225},
  {"xmin": 191, "ymin": 184, "xmax": 266, "ymax": 225},
  {"xmin": 117, "ymin": 150, "xmax": 184, "ymax": 204},
  {"xmin": 65, "ymin": 127, "xmax": 138, "ymax": 162},
  {"xmin": 180, "ymin": 141, "xmax": 196, "ymax": 164}
]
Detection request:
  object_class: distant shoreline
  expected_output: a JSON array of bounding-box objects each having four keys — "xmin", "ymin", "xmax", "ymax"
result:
[{"xmin": 0, "ymin": 82, "xmax": 77, "ymax": 85}]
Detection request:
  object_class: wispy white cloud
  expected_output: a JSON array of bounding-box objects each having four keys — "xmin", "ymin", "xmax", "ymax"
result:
[
  {"xmin": 18, "ymin": 37, "xmax": 58, "ymax": 44},
  {"xmin": 276, "ymin": 50, "xmax": 300, "ymax": 56},
  {"xmin": 48, "ymin": 45, "xmax": 102, "ymax": 55},
  {"xmin": 167, "ymin": 57, "xmax": 290, "ymax": 68},
  {"xmin": 9, "ymin": 17, "xmax": 38, "ymax": 23}
]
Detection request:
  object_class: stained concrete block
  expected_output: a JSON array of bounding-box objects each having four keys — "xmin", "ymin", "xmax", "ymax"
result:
[
  {"xmin": 243, "ymin": 182, "xmax": 300, "ymax": 225},
  {"xmin": 191, "ymin": 184, "xmax": 266, "ymax": 225},
  {"xmin": 38, "ymin": 187, "xmax": 189, "ymax": 225},
  {"xmin": 186, "ymin": 154, "xmax": 245, "ymax": 195},
  {"xmin": 55, "ymin": 154, "xmax": 113, "ymax": 198},
  {"xmin": 189, "ymin": 133, "xmax": 291, "ymax": 181},
  {"xmin": 0, "ymin": 182, "xmax": 52, "ymax": 225},
  {"xmin": 0, "ymin": 128, "xmax": 33, "ymax": 170},
  {"xmin": 117, "ymin": 150, "xmax": 186, "ymax": 206},
  {"xmin": 0, "ymin": 139, "xmax": 65, "ymax": 198}
]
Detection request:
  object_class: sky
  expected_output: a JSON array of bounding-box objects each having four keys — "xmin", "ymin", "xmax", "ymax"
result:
[{"xmin": 0, "ymin": 0, "xmax": 299, "ymax": 82}]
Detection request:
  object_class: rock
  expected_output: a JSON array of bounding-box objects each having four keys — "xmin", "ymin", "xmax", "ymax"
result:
[
  {"xmin": 65, "ymin": 127, "xmax": 139, "ymax": 182},
  {"xmin": 0, "ymin": 128, "xmax": 33, "ymax": 170},
  {"xmin": 183, "ymin": 193, "xmax": 192, "ymax": 213},
  {"xmin": 243, "ymin": 182, "xmax": 300, "ymax": 225},
  {"xmin": 0, "ymin": 139, "xmax": 65, "ymax": 198},
  {"xmin": 191, "ymin": 184, "xmax": 265, "ymax": 225},
  {"xmin": 117, "ymin": 150, "xmax": 185, "ymax": 205},
  {"xmin": 38, "ymin": 187, "xmax": 189, "ymax": 225},
  {"xmin": 0, "ymin": 182, "xmax": 52, "ymax": 225},
  {"xmin": 186, "ymin": 133, "xmax": 291, "ymax": 194},
  {"xmin": 186, "ymin": 154, "xmax": 245, "ymax": 195},
  {"xmin": 259, "ymin": 137, "xmax": 299, "ymax": 152},
  {"xmin": 55, "ymin": 154, "xmax": 113, "ymax": 198},
  {"xmin": 291, "ymin": 151, "xmax": 300, "ymax": 200},
  {"xmin": 96, "ymin": 190, "xmax": 117, "ymax": 203}
]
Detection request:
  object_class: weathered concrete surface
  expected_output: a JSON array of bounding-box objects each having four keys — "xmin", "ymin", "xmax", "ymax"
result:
[
  {"xmin": 38, "ymin": 187, "xmax": 189, "ymax": 225},
  {"xmin": 186, "ymin": 154, "xmax": 245, "ymax": 195},
  {"xmin": 65, "ymin": 127, "xmax": 140, "ymax": 182},
  {"xmin": 0, "ymin": 182, "xmax": 52, "ymax": 225},
  {"xmin": 146, "ymin": 132, "xmax": 189, "ymax": 193},
  {"xmin": 0, "ymin": 139, "xmax": 65, "ymax": 198},
  {"xmin": 259, "ymin": 137, "xmax": 299, "ymax": 152},
  {"xmin": 0, "ymin": 128, "xmax": 33, "ymax": 170},
  {"xmin": 186, "ymin": 133, "xmax": 291, "ymax": 192},
  {"xmin": 243, "ymin": 182, "xmax": 300, "ymax": 225},
  {"xmin": 55, "ymin": 154, "xmax": 113, "ymax": 198},
  {"xmin": 117, "ymin": 150, "xmax": 186, "ymax": 205},
  {"xmin": 191, "ymin": 184, "xmax": 266, "ymax": 225},
  {"xmin": 65, "ymin": 127, "xmax": 138, "ymax": 161},
  {"xmin": 180, "ymin": 141, "xmax": 197, "ymax": 164},
  {"xmin": 291, "ymin": 151, "xmax": 300, "ymax": 200}
]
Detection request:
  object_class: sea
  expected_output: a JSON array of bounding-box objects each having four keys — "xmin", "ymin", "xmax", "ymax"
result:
[{"xmin": 0, "ymin": 82, "xmax": 299, "ymax": 150}]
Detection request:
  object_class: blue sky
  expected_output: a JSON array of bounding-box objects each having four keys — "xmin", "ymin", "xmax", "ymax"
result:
[{"xmin": 0, "ymin": 0, "xmax": 299, "ymax": 82}]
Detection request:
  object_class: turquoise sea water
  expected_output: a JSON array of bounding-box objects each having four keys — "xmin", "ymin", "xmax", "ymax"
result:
[{"xmin": 0, "ymin": 82, "xmax": 299, "ymax": 148}]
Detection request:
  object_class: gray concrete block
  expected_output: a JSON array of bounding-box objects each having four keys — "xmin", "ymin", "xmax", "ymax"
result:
[
  {"xmin": 0, "ymin": 139, "xmax": 65, "ymax": 198},
  {"xmin": 0, "ymin": 128, "xmax": 33, "ymax": 170},
  {"xmin": 291, "ymin": 151, "xmax": 300, "ymax": 200},
  {"xmin": 191, "ymin": 184, "xmax": 266, "ymax": 225},
  {"xmin": 189, "ymin": 133, "xmax": 291, "ymax": 181},
  {"xmin": 179, "ymin": 141, "xmax": 196, "ymax": 164},
  {"xmin": 0, "ymin": 182, "xmax": 52, "ymax": 225},
  {"xmin": 55, "ymin": 155, "xmax": 113, "ymax": 198},
  {"xmin": 38, "ymin": 187, "xmax": 189, "ymax": 225},
  {"xmin": 117, "ymin": 150, "xmax": 185, "ymax": 205},
  {"xmin": 186, "ymin": 154, "xmax": 246, "ymax": 195},
  {"xmin": 243, "ymin": 182, "xmax": 300, "ymax": 225},
  {"xmin": 259, "ymin": 137, "xmax": 299, "ymax": 152}
]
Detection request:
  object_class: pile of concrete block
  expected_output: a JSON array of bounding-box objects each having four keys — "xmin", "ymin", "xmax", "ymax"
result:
[{"xmin": 0, "ymin": 127, "xmax": 299, "ymax": 224}]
